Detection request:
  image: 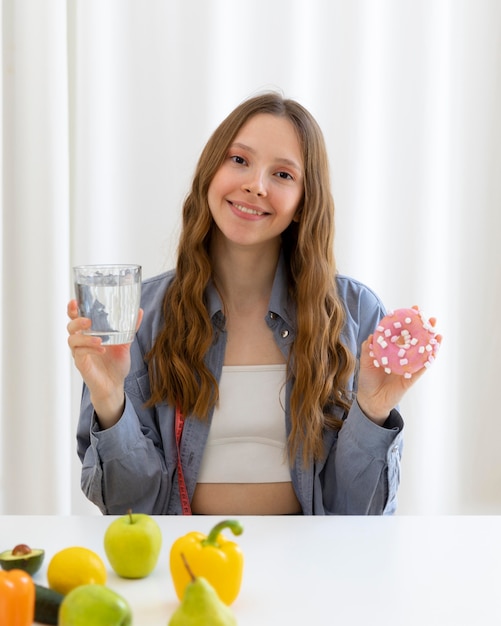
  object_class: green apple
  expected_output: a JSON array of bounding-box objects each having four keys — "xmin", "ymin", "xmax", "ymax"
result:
[
  {"xmin": 104, "ymin": 510, "xmax": 162, "ymax": 578},
  {"xmin": 59, "ymin": 584, "xmax": 132, "ymax": 626}
]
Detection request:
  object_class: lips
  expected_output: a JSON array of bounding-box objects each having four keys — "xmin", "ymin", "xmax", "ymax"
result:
[{"xmin": 230, "ymin": 201, "xmax": 267, "ymax": 217}]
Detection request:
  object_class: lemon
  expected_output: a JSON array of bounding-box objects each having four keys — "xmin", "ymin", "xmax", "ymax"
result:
[{"xmin": 47, "ymin": 546, "xmax": 107, "ymax": 595}]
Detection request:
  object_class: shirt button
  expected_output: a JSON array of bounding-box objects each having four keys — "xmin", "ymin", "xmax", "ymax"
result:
[{"xmin": 281, "ymin": 329, "xmax": 289, "ymax": 338}]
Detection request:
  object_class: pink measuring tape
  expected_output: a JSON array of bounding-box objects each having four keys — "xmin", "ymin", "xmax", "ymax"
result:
[{"xmin": 175, "ymin": 405, "xmax": 192, "ymax": 515}]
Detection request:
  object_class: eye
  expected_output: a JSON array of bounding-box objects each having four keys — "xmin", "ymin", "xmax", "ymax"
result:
[
  {"xmin": 276, "ymin": 171, "xmax": 294, "ymax": 181},
  {"xmin": 230, "ymin": 155, "xmax": 247, "ymax": 165}
]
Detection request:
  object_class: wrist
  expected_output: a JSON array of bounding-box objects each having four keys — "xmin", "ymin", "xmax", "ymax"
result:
[
  {"xmin": 91, "ymin": 390, "xmax": 125, "ymax": 429},
  {"xmin": 356, "ymin": 396, "xmax": 390, "ymax": 426}
]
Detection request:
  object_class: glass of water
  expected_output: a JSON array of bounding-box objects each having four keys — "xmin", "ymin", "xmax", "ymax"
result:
[{"xmin": 73, "ymin": 264, "xmax": 142, "ymax": 345}]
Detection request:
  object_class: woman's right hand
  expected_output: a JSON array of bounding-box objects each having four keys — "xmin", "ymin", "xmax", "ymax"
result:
[{"xmin": 67, "ymin": 299, "xmax": 143, "ymax": 428}]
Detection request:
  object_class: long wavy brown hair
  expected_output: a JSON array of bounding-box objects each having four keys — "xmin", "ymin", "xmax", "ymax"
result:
[{"xmin": 146, "ymin": 92, "xmax": 355, "ymax": 464}]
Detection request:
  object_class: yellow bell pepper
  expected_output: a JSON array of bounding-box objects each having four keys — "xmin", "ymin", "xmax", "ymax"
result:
[
  {"xmin": 169, "ymin": 519, "xmax": 244, "ymax": 605},
  {"xmin": 0, "ymin": 569, "xmax": 35, "ymax": 626}
]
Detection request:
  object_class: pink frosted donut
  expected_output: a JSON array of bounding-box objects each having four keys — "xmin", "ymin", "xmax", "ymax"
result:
[{"xmin": 369, "ymin": 307, "xmax": 439, "ymax": 379}]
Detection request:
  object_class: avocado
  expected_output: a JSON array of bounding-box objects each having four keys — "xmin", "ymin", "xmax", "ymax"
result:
[{"xmin": 0, "ymin": 544, "xmax": 45, "ymax": 575}]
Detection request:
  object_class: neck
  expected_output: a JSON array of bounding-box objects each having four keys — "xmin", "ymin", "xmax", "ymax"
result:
[{"xmin": 210, "ymin": 238, "xmax": 281, "ymax": 314}]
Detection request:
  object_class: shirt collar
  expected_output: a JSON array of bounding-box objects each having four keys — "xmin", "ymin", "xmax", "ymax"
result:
[
  {"xmin": 268, "ymin": 250, "xmax": 296, "ymax": 328},
  {"xmin": 206, "ymin": 277, "xmax": 224, "ymax": 320}
]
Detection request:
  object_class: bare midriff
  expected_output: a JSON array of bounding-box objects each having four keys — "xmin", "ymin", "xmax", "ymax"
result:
[{"xmin": 191, "ymin": 481, "xmax": 302, "ymax": 515}]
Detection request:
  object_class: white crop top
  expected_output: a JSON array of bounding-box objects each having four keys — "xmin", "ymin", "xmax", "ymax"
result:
[{"xmin": 196, "ymin": 364, "xmax": 291, "ymax": 483}]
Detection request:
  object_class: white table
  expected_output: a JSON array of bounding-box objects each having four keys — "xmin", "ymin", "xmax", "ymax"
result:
[{"xmin": 1, "ymin": 515, "xmax": 500, "ymax": 625}]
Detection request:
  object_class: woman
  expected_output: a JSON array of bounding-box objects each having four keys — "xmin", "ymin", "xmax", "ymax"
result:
[{"xmin": 68, "ymin": 92, "xmax": 431, "ymax": 515}]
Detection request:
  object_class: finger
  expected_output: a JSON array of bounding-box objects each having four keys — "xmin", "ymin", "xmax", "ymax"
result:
[
  {"xmin": 407, "ymin": 364, "xmax": 429, "ymax": 385},
  {"xmin": 360, "ymin": 336, "xmax": 373, "ymax": 362},
  {"xmin": 67, "ymin": 299, "xmax": 80, "ymax": 319},
  {"xmin": 361, "ymin": 334, "xmax": 374, "ymax": 350},
  {"xmin": 135, "ymin": 308, "xmax": 144, "ymax": 331},
  {"xmin": 67, "ymin": 316, "xmax": 91, "ymax": 336},
  {"xmin": 68, "ymin": 330, "xmax": 101, "ymax": 348},
  {"xmin": 68, "ymin": 333, "xmax": 105, "ymax": 356}
]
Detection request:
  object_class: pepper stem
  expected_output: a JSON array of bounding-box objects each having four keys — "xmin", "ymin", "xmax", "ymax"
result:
[{"xmin": 202, "ymin": 519, "xmax": 244, "ymax": 547}]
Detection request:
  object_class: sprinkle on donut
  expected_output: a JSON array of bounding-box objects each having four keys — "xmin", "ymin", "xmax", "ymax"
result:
[{"xmin": 369, "ymin": 307, "xmax": 439, "ymax": 379}]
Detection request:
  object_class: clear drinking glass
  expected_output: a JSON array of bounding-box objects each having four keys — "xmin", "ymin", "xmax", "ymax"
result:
[{"xmin": 73, "ymin": 264, "xmax": 142, "ymax": 345}]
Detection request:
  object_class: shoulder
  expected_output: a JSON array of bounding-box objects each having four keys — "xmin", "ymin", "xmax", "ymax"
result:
[
  {"xmin": 140, "ymin": 270, "xmax": 176, "ymax": 318},
  {"xmin": 135, "ymin": 269, "xmax": 176, "ymax": 352},
  {"xmin": 141, "ymin": 270, "xmax": 175, "ymax": 303},
  {"xmin": 335, "ymin": 274, "xmax": 386, "ymax": 316},
  {"xmin": 335, "ymin": 273, "xmax": 387, "ymax": 352}
]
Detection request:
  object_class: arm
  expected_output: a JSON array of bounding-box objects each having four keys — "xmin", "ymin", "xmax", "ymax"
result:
[
  {"xmin": 317, "ymin": 276, "xmax": 405, "ymax": 514},
  {"xmin": 69, "ymin": 272, "xmax": 179, "ymax": 514},
  {"xmin": 320, "ymin": 399, "xmax": 403, "ymax": 514},
  {"xmin": 67, "ymin": 297, "xmax": 142, "ymax": 429},
  {"xmin": 77, "ymin": 382, "xmax": 175, "ymax": 515}
]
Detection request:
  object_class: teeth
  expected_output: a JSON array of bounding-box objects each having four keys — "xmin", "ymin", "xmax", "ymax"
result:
[{"xmin": 233, "ymin": 203, "xmax": 265, "ymax": 216}]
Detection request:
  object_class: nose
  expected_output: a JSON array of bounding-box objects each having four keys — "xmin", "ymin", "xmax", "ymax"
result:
[{"xmin": 242, "ymin": 173, "xmax": 267, "ymax": 197}]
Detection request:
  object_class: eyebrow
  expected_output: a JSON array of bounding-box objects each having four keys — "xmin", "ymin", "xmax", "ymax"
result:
[{"xmin": 231, "ymin": 142, "xmax": 303, "ymax": 174}]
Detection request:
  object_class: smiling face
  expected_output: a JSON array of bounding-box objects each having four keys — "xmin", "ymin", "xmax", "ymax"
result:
[{"xmin": 207, "ymin": 113, "xmax": 304, "ymax": 253}]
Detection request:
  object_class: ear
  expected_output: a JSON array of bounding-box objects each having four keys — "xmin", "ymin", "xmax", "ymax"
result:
[{"xmin": 292, "ymin": 201, "xmax": 303, "ymax": 223}]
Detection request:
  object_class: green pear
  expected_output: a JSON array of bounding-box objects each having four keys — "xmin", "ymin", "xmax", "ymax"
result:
[{"xmin": 169, "ymin": 555, "xmax": 237, "ymax": 626}]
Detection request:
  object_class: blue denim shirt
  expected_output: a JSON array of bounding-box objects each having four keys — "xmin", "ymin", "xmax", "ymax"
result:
[{"xmin": 77, "ymin": 255, "xmax": 404, "ymax": 515}]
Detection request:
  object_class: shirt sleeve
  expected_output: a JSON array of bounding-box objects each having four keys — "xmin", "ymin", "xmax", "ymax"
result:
[
  {"xmin": 319, "ymin": 399, "xmax": 403, "ymax": 515},
  {"xmin": 319, "ymin": 275, "xmax": 404, "ymax": 514},
  {"xmin": 77, "ymin": 386, "xmax": 174, "ymax": 515}
]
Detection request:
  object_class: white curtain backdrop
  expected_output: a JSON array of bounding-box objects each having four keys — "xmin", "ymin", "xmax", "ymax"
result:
[{"xmin": 1, "ymin": 0, "xmax": 500, "ymax": 515}]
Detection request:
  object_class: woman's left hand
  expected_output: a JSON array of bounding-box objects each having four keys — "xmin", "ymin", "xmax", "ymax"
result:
[{"xmin": 356, "ymin": 316, "xmax": 441, "ymax": 426}]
